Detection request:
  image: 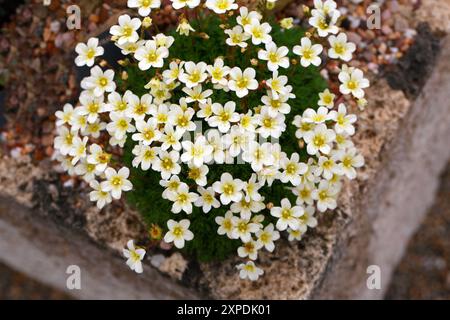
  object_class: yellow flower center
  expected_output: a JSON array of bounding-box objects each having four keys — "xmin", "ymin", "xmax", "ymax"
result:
[
  {"xmin": 111, "ymin": 176, "xmax": 122, "ymax": 187},
  {"xmin": 173, "ymin": 226, "xmax": 183, "ymax": 237},
  {"xmin": 223, "ymin": 183, "xmax": 235, "ymax": 195},
  {"xmin": 86, "ymin": 48, "xmax": 96, "ymax": 59},
  {"xmin": 313, "ymin": 134, "xmax": 326, "ymax": 147},
  {"xmin": 286, "ymin": 163, "xmax": 297, "ymax": 175},
  {"xmin": 162, "ymin": 157, "xmax": 174, "ymax": 170},
  {"xmin": 98, "ymin": 77, "xmax": 108, "ymax": 87}
]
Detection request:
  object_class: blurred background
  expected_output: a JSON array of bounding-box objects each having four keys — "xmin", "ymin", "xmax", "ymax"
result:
[{"xmin": 0, "ymin": 0, "xmax": 448, "ymax": 299}]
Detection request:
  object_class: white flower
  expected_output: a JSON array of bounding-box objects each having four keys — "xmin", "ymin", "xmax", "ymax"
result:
[
  {"xmin": 243, "ymin": 174, "xmax": 262, "ymax": 202},
  {"xmin": 256, "ymin": 106, "xmax": 286, "ymax": 139},
  {"xmin": 197, "ymin": 98, "xmax": 213, "ymax": 119},
  {"xmin": 231, "ymin": 198, "xmax": 265, "ymax": 220},
  {"xmin": 223, "ymin": 125, "xmax": 255, "ymax": 157},
  {"xmin": 338, "ymin": 67, "xmax": 369, "ymax": 99},
  {"xmin": 128, "ymin": 0, "xmax": 161, "ymax": 16},
  {"xmin": 265, "ymin": 71, "xmax": 289, "ymax": 99},
  {"xmin": 237, "ymin": 240, "xmax": 262, "ymax": 260},
  {"xmin": 236, "ymin": 7, "xmax": 261, "ymax": 27},
  {"xmin": 237, "ymin": 261, "xmax": 264, "ymax": 281},
  {"xmin": 75, "ymin": 159, "xmax": 98, "ymax": 182},
  {"xmin": 261, "ymin": 92, "xmax": 291, "ymax": 117},
  {"xmin": 176, "ymin": 18, "xmax": 196, "ymax": 36},
  {"xmin": 162, "ymin": 61, "xmax": 184, "ymax": 84},
  {"xmin": 303, "ymin": 123, "xmax": 336, "ymax": 155},
  {"xmin": 183, "ymin": 85, "xmax": 212, "ymax": 104},
  {"xmin": 302, "ymin": 106, "xmax": 332, "ymax": 124},
  {"xmin": 87, "ymin": 144, "xmax": 111, "ymax": 173},
  {"xmin": 101, "ymin": 167, "xmax": 133, "ymax": 199},
  {"xmin": 131, "ymin": 118, "xmax": 160, "ymax": 145},
  {"xmin": 215, "ymin": 211, "xmax": 237, "ymax": 238},
  {"xmin": 242, "ymin": 141, "xmax": 275, "ymax": 172},
  {"xmin": 292, "ymin": 181, "xmax": 315, "ymax": 206},
  {"xmin": 332, "ymin": 147, "xmax": 364, "ymax": 179},
  {"xmin": 213, "ymin": 172, "xmax": 244, "ymax": 205},
  {"xmin": 298, "ymin": 205, "xmax": 318, "ymax": 231},
  {"xmin": 123, "ymin": 240, "xmax": 146, "ymax": 273},
  {"xmin": 105, "ymin": 91, "xmax": 130, "ymax": 114},
  {"xmin": 167, "ymin": 183, "xmax": 199, "ymax": 214},
  {"xmin": 287, "ymin": 227, "xmax": 303, "ymax": 241},
  {"xmin": 195, "ymin": 186, "xmax": 220, "ymax": 213},
  {"xmin": 69, "ymin": 136, "xmax": 88, "ymax": 165},
  {"xmin": 313, "ymin": 0, "xmax": 338, "ymax": 15},
  {"xmin": 207, "ymin": 58, "xmax": 230, "ymax": 86},
  {"xmin": 106, "ymin": 112, "xmax": 135, "ymax": 140},
  {"xmin": 329, "ymin": 103, "xmax": 357, "ymax": 135},
  {"xmin": 78, "ymin": 92, "xmax": 105, "ymax": 123},
  {"xmin": 179, "ymin": 61, "xmax": 208, "ymax": 88},
  {"xmin": 309, "ymin": 10, "xmax": 339, "ymax": 37},
  {"xmin": 159, "ymin": 124, "xmax": 182, "ymax": 151},
  {"xmin": 256, "ymin": 223, "xmax": 280, "ymax": 252},
  {"xmin": 224, "ymin": 26, "xmax": 251, "ymax": 48},
  {"xmin": 239, "ymin": 110, "xmax": 258, "ymax": 132},
  {"xmin": 228, "ymin": 67, "xmax": 258, "ymax": 98},
  {"xmin": 150, "ymin": 103, "xmax": 170, "ymax": 124},
  {"xmin": 328, "ymin": 33, "xmax": 356, "ymax": 62},
  {"xmin": 318, "ymin": 89, "xmax": 335, "ymax": 109},
  {"xmin": 70, "ymin": 109, "xmax": 88, "ymax": 132},
  {"xmin": 270, "ymin": 198, "xmax": 303, "ymax": 231},
  {"xmin": 153, "ymin": 150, "xmax": 181, "ymax": 180},
  {"xmin": 206, "ymin": 0, "xmax": 238, "ymax": 14},
  {"xmin": 89, "ymin": 180, "xmax": 112, "ymax": 209},
  {"xmin": 82, "ymin": 119, "xmax": 106, "ymax": 138},
  {"xmin": 75, "ymin": 37, "xmax": 104, "ymax": 67},
  {"xmin": 258, "ymin": 42, "xmax": 289, "ymax": 71},
  {"xmin": 188, "ymin": 165, "xmax": 208, "ymax": 188},
  {"xmin": 280, "ymin": 153, "xmax": 308, "ymax": 186},
  {"xmin": 132, "ymin": 144, "xmax": 159, "ymax": 170},
  {"xmin": 314, "ymin": 155, "xmax": 340, "ymax": 180},
  {"xmin": 292, "ymin": 115, "xmax": 315, "ymax": 139},
  {"xmin": 164, "ymin": 219, "xmax": 194, "ymax": 248},
  {"xmin": 55, "ymin": 103, "xmax": 74, "ymax": 127},
  {"xmin": 153, "ymin": 33, "xmax": 175, "ymax": 48},
  {"xmin": 181, "ymin": 135, "xmax": 214, "ymax": 167},
  {"xmin": 208, "ymin": 101, "xmax": 240, "ymax": 133},
  {"xmin": 171, "ymin": 0, "xmax": 200, "ymax": 9},
  {"xmin": 244, "ymin": 21, "xmax": 272, "ymax": 45},
  {"xmin": 280, "ymin": 17, "xmax": 294, "ymax": 29},
  {"xmin": 231, "ymin": 217, "xmax": 260, "ymax": 242},
  {"xmin": 117, "ymin": 40, "xmax": 146, "ymax": 55},
  {"xmin": 312, "ymin": 180, "xmax": 339, "ymax": 212},
  {"xmin": 205, "ymin": 130, "xmax": 226, "ymax": 164},
  {"xmin": 134, "ymin": 40, "xmax": 169, "ymax": 70},
  {"xmin": 81, "ymin": 66, "xmax": 116, "ymax": 97},
  {"xmin": 168, "ymin": 104, "xmax": 196, "ymax": 133},
  {"xmin": 110, "ymin": 14, "xmax": 141, "ymax": 45},
  {"xmin": 161, "ymin": 175, "xmax": 181, "ymax": 199},
  {"xmin": 109, "ymin": 135, "xmax": 127, "ymax": 148},
  {"xmin": 293, "ymin": 37, "xmax": 323, "ymax": 67}
]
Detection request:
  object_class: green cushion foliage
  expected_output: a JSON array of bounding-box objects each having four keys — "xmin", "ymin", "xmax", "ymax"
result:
[{"xmin": 117, "ymin": 14, "xmax": 327, "ymax": 262}]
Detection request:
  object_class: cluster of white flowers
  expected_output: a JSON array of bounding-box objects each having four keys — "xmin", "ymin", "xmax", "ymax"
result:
[{"xmin": 53, "ymin": 0, "xmax": 368, "ymax": 280}]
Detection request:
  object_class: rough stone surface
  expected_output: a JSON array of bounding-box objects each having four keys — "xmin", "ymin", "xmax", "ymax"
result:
[
  {"xmin": 312, "ymin": 34, "xmax": 450, "ymax": 300},
  {"xmin": 0, "ymin": 194, "xmax": 198, "ymax": 300},
  {"xmin": 385, "ymin": 162, "xmax": 450, "ymax": 300}
]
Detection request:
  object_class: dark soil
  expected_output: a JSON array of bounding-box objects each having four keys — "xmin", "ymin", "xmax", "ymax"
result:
[
  {"xmin": 0, "ymin": 261, "xmax": 71, "ymax": 300},
  {"xmin": 384, "ymin": 23, "xmax": 441, "ymax": 99}
]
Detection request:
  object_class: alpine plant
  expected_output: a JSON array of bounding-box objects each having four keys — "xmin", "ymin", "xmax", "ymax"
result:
[{"xmin": 53, "ymin": 0, "xmax": 368, "ymax": 280}]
